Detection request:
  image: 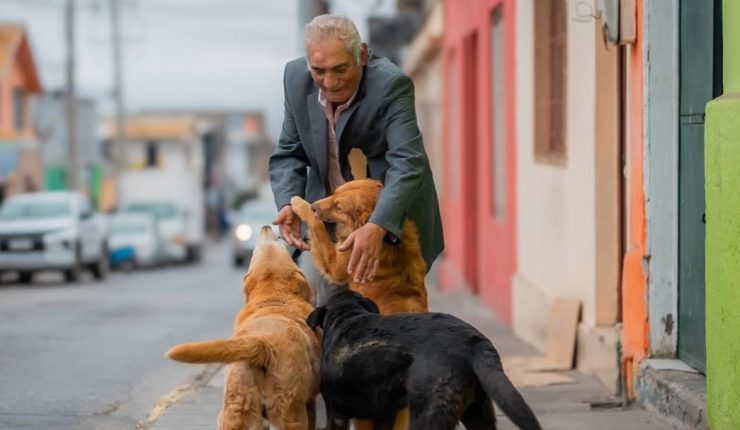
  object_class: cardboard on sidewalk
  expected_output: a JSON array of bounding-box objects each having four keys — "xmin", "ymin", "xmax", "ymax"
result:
[{"xmin": 502, "ymin": 297, "xmax": 581, "ymax": 388}]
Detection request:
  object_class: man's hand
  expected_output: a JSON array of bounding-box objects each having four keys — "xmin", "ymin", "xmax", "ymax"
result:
[
  {"xmin": 339, "ymin": 222, "xmax": 386, "ymax": 283},
  {"xmin": 273, "ymin": 205, "xmax": 310, "ymax": 251}
]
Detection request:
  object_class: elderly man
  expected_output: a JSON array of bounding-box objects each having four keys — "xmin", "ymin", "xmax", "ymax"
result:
[{"xmin": 270, "ymin": 14, "xmax": 443, "ymax": 302}]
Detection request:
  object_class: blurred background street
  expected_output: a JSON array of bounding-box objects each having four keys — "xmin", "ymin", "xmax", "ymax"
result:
[
  {"xmin": 0, "ymin": 240, "xmax": 241, "ymax": 430},
  {"xmin": 0, "ymin": 0, "xmax": 738, "ymax": 429}
]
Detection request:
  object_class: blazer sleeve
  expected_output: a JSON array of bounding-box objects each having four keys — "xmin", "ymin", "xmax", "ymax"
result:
[
  {"xmin": 368, "ymin": 74, "xmax": 428, "ymax": 237},
  {"xmin": 269, "ymin": 65, "xmax": 309, "ymax": 209}
]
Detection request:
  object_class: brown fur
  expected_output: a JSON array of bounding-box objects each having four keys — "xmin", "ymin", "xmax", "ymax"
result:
[
  {"xmin": 292, "ymin": 179, "xmax": 427, "ymax": 430},
  {"xmin": 166, "ymin": 227, "xmax": 320, "ymax": 430},
  {"xmin": 290, "ymin": 179, "xmax": 428, "ymax": 315}
]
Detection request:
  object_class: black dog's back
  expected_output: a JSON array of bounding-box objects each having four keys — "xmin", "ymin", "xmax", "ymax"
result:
[{"xmin": 308, "ymin": 290, "xmax": 542, "ymax": 430}]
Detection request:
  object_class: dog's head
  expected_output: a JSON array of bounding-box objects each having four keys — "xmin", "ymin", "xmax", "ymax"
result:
[
  {"xmin": 242, "ymin": 226, "xmax": 313, "ymax": 304},
  {"xmin": 307, "ymin": 289, "xmax": 380, "ymax": 329},
  {"xmin": 310, "ymin": 179, "xmax": 383, "ymax": 230}
]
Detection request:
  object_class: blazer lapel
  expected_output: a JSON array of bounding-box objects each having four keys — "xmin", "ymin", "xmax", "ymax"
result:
[
  {"xmin": 307, "ymin": 89, "xmax": 328, "ymax": 183},
  {"xmin": 335, "ymin": 102, "xmax": 361, "ymax": 147}
]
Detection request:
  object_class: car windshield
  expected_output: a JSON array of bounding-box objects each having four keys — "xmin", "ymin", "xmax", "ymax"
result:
[
  {"xmin": 240, "ymin": 204, "xmax": 276, "ymax": 222},
  {"xmin": 125, "ymin": 203, "xmax": 178, "ymax": 219},
  {"xmin": 0, "ymin": 200, "xmax": 72, "ymax": 221},
  {"xmin": 110, "ymin": 220, "xmax": 151, "ymax": 235}
]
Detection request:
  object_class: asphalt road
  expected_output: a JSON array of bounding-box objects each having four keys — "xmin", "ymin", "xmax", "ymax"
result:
[{"xmin": 0, "ymin": 240, "xmax": 244, "ymax": 430}]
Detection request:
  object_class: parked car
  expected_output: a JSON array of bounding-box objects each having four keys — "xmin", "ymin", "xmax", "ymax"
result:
[
  {"xmin": 123, "ymin": 201, "xmax": 188, "ymax": 263},
  {"xmin": 107, "ymin": 212, "xmax": 165, "ymax": 269},
  {"xmin": 232, "ymin": 200, "xmax": 277, "ymax": 267},
  {"xmin": 0, "ymin": 191, "xmax": 108, "ymax": 283}
]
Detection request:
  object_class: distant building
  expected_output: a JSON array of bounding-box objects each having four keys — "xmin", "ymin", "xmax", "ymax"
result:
[
  {"xmin": 0, "ymin": 24, "xmax": 43, "ymax": 202},
  {"xmin": 31, "ymin": 92, "xmax": 103, "ymax": 201}
]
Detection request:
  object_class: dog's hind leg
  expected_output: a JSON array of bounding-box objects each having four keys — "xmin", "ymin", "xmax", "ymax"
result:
[
  {"xmin": 460, "ymin": 393, "xmax": 497, "ymax": 430},
  {"xmin": 388, "ymin": 407, "xmax": 409, "ymax": 430},
  {"xmin": 374, "ymin": 416, "xmax": 399, "ymax": 430},
  {"xmin": 270, "ymin": 398, "xmax": 310, "ymax": 430},
  {"xmin": 306, "ymin": 398, "xmax": 317, "ymax": 430},
  {"xmin": 218, "ymin": 363, "xmax": 264, "ymax": 430},
  {"xmin": 407, "ymin": 407, "xmax": 457, "ymax": 430}
]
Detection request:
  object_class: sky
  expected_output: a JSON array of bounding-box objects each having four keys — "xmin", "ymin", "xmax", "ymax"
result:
[{"xmin": 0, "ymin": 0, "xmax": 301, "ymax": 142}]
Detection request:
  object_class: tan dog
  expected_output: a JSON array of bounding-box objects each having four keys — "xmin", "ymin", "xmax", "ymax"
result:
[
  {"xmin": 291, "ymin": 179, "xmax": 429, "ymax": 430},
  {"xmin": 290, "ymin": 179, "xmax": 428, "ymax": 315},
  {"xmin": 166, "ymin": 226, "xmax": 320, "ymax": 430}
]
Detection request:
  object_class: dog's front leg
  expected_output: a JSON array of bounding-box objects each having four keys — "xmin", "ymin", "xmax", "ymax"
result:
[
  {"xmin": 291, "ymin": 196, "xmax": 351, "ymax": 284},
  {"xmin": 325, "ymin": 411, "xmax": 349, "ymax": 430}
]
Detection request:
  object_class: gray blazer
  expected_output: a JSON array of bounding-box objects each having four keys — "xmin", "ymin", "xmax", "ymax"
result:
[{"xmin": 269, "ymin": 53, "xmax": 443, "ymax": 270}]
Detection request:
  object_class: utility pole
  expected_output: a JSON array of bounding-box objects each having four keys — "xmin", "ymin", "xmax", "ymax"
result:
[
  {"xmin": 65, "ymin": 0, "xmax": 79, "ymax": 190},
  {"xmin": 110, "ymin": 0, "xmax": 126, "ymax": 175}
]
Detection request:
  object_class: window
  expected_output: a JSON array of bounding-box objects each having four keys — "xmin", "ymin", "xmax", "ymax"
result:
[
  {"xmin": 491, "ymin": 7, "xmax": 506, "ymax": 218},
  {"xmin": 534, "ymin": 0, "xmax": 567, "ymax": 163},
  {"xmin": 14, "ymin": 88, "xmax": 25, "ymax": 131},
  {"xmin": 145, "ymin": 141, "xmax": 159, "ymax": 167}
]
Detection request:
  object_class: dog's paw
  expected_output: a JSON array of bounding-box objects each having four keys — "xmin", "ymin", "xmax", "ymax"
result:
[{"xmin": 290, "ymin": 196, "xmax": 313, "ymax": 221}]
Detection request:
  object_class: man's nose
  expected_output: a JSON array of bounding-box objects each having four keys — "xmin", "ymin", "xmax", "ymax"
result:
[{"xmin": 324, "ymin": 74, "xmax": 338, "ymax": 89}]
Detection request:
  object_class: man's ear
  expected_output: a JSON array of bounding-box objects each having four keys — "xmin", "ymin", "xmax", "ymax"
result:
[
  {"xmin": 307, "ymin": 306, "xmax": 327, "ymax": 329},
  {"xmin": 360, "ymin": 42, "xmax": 369, "ymax": 66}
]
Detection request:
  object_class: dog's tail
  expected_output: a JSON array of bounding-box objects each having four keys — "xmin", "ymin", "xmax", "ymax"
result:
[
  {"xmin": 166, "ymin": 336, "xmax": 274, "ymax": 367},
  {"xmin": 471, "ymin": 341, "xmax": 542, "ymax": 430}
]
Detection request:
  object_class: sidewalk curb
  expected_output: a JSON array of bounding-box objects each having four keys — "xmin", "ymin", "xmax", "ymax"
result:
[{"xmin": 637, "ymin": 359, "xmax": 707, "ymax": 430}]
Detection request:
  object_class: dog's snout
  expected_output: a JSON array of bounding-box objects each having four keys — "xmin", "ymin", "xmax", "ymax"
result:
[
  {"xmin": 310, "ymin": 203, "xmax": 317, "ymax": 212},
  {"xmin": 260, "ymin": 226, "xmax": 277, "ymax": 240}
]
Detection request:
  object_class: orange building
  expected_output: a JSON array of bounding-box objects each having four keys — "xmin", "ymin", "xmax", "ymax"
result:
[{"xmin": 0, "ymin": 24, "xmax": 43, "ymax": 201}]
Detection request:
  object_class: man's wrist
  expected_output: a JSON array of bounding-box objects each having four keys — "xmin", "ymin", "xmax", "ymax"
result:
[{"xmin": 367, "ymin": 222, "xmax": 387, "ymax": 234}]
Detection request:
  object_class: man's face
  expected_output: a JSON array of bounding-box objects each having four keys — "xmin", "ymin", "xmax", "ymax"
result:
[{"xmin": 307, "ymin": 37, "xmax": 368, "ymax": 104}]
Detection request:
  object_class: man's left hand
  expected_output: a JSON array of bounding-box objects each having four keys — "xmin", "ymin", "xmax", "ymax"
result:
[{"xmin": 339, "ymin": 222, "xmax": 386, "ymax": 283}]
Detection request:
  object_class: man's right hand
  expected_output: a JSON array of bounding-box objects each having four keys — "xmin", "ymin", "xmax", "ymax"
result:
[{"xmin": 273, "ymin": 205, "xmax": 310, "ymax": 251}]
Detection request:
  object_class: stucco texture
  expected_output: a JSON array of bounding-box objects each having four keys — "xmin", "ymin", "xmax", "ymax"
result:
[{"xmin": 705, "ymin": 93, "xmax": 740, "ymax": 429}]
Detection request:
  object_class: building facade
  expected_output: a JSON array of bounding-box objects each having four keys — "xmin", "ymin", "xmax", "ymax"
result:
[{"xmin": 0, "ymin": 24, "xmax": 43, "ymax": 202}]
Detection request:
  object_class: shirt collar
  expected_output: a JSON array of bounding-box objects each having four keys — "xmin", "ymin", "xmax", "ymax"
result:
[{"xmin": 318, "ymin": 84, "xmax": 360, "ymax": 110}]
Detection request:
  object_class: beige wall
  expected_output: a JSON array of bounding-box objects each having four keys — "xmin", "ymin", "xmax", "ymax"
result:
[
  {"xmin": 514, "ymin": 0, "xmax": 621, "ymax": 392},
  {"xmin": 514, "ymin": 0, "xmax": 598, "ymax": 344}
]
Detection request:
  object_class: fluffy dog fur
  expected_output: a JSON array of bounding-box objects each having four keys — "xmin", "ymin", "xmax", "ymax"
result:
[
  {"xmin": 166, "ymin": 226, "xmax": 320, "ymax": 430},
  {"xmin": 292, "ymin": 179, "xmax": 428, "ymax": 430},
  {"xmin": 307, "ymin": 289, "xmax": 542, "ymax": 430},
  {"xmin": 290, "ymin": 179, "xmax": 428, "ymax": 315}
]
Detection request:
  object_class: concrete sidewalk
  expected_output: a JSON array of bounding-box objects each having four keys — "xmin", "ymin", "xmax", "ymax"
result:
[{"xmin": 145, "ymin": 286, "xmax": 676, "ymax": 430}]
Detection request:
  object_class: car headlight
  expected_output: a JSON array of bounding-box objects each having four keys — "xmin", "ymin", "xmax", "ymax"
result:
[
  {"xmin": 235, "ymin": 224, "xmax": 253, "ymax": 241},
  {"xmin": 44, "ymin": 228, "xmax": 76, "ymax": 248}
]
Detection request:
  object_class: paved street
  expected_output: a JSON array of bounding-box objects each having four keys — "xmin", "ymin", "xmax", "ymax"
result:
[
  {"xmin": 0, "ymin": 240, "xmax": 244, "ymax": 430},
  {"xmin": 0, "ymin": 240, "xmax": 677, "ymax": 430}
]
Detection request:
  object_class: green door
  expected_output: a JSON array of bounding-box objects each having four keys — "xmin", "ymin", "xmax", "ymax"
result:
[{"xmin": 678, "ymin": 0, "xmax": 723, "ymax": 373}]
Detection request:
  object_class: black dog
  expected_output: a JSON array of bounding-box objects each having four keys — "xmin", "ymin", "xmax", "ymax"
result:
[{"xmin": 307, "ymin": 288, "xmax": 542, "ymax": 430}]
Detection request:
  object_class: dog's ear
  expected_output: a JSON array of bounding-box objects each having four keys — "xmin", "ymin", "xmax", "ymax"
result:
[
  {"xmin": 359, "ymin": 297, "xmax": 380, "ymax": 314},
  {"xmin": 307, "ymin": 306, "xmax": 327, "ymax": 329},
  {"xmin": 354, "ymin": 207, "xmax": 373, "ymax": 226}
]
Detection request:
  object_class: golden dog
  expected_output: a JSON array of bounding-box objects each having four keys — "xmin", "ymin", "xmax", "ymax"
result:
[
  {"xmin": 166, "ymin": 226, "xmax": 320, "ymax": 430},
  {"xmin": 291, "ymin": 179, "xmax": 429, "ymax": 430},
  {"xmin": 290, "ymin": 179, "xmax": 428, "ymax": 315}
]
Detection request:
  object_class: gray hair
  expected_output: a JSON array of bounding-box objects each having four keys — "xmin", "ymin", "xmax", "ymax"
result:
[{"xmin": 304, "ymin": 14, "xmax": 362, "ymax": 64}]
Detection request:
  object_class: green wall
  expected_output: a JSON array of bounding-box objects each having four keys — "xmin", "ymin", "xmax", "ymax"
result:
[
  {"xmin": 705, "ymin": 1, "xmax": 740, "ymax": 428},
  {"xmin": 44, "ymin": 166, "xmax": 67, "ymax": 191}
]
